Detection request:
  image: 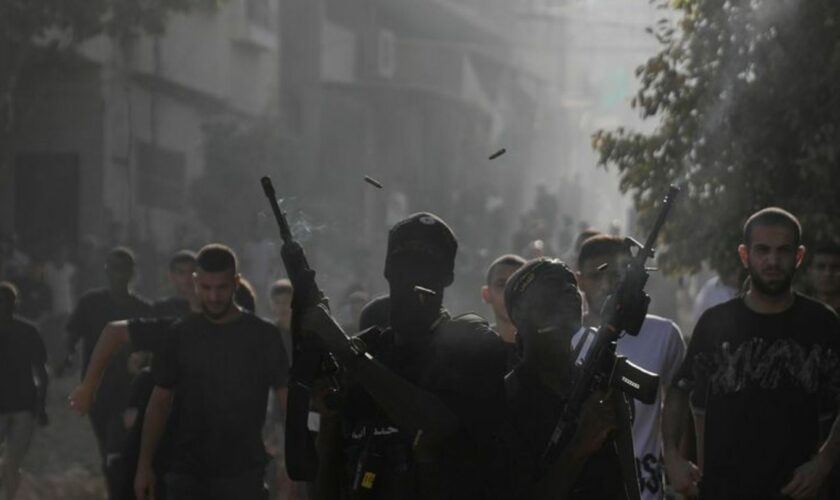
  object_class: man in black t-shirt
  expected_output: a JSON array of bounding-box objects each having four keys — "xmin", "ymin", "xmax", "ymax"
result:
[
  {"xmin": 663, "ymin": 208, "xmax": 840, "ymax": 500},
  {"xmin": 134, "ymin": 244, "xmax": 289, "ymax": 500},
  {"xmin": 301, "ymin": 213, "xmax": 510, "ymax": 499},
  {"xmin": 502, "ymin": 258, "xmax": 628, "ymax": 499},
  {"xmin": 0, "ymin": 281, "xmax": 49, "ymax": 500},
  {"xmin": 71, "ymin": 315, "xmax": 199, "ymax": 500},
  {"xmin": 64, "ymin": 247, "xmax": 151, "ymax": 495}
]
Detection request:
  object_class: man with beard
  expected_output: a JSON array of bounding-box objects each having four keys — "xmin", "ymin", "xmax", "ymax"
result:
[
  {"xmin": 663, "ymin": 208, "xmax": 840, "ymax": 499},
  {"xmin": 300, "ymin": 212, "xmax": 509, "ymax": 499},
  {"xmin": 132, "ymin": 244, "xmax": 288, "ymax": 500}
]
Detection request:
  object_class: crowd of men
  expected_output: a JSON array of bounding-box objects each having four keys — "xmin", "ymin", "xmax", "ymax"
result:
[{"xmin": 0, "ymin": 206, "xmax": 839, "ymax": 500}]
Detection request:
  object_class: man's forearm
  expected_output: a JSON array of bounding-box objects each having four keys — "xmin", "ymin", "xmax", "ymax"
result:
[
  {"xmin": 818, "ymin": 407, "xmax": 840, "ymax": 469},
  {"xmin": 662, "ymin": 385, "xmax": 689, "ymax": 458},
  {"xmin": 82, "ymin": 321, "xmax": 130, "ymax": 390},
  {"xmin": 691, "ymin": 410, "xmax": 705, "ymax": 470},
  {"xmin": 138, "ymin": 387, "xmax": 173, "ymax": 466},
  {"xmin": 274, "ymin": 386, "xmax": 288, "ymax": 426},
  {"xmin": 341, "ymin": 354, "xmax": 459, "ymax": 443}
]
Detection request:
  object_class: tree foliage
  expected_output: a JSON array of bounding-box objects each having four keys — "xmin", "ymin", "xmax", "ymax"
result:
[{"xmin": 593, "ymin": 0, "xmax": 840, "ymax": 275}]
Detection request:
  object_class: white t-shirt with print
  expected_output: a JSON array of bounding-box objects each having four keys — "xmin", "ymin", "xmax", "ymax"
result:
[{"xmin": 573, "ymin": 315, "xmax": 686, "ymax": 500}]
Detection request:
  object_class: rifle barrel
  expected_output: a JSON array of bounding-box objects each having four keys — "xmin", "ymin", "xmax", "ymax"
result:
[
  {"xmin": 639, "ymin": 185, "xmax": 679, "ymax": 261},
  {"xmin": 261, "ymin": 176, "xmax": 293, "ymax": 243}
]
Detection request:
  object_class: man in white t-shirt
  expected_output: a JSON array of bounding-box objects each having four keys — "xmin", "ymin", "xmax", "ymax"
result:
[{"xmin": 575, "ymin": 234, "xmax": 686, "ymax": 500}]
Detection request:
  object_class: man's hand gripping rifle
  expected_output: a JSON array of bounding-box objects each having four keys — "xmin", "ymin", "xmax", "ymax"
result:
[
  {"xmin": 261, "ymin": 176, "xmax": 338, "ymax": 481},
  {"xmin": 542, "ymin": 186, "xmax": 680, "ymax": 496}
]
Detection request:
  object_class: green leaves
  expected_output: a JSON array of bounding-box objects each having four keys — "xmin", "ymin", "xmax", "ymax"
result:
[{"xmin": 594, "ymin": 0, "xmax": 840, "ymax": 275}]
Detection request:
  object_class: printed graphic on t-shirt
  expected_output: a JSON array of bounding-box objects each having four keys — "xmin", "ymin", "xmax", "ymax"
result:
[
  {"xmin": 696, "ymin": 338, "xmax": 840, "ymax": 396},
  {"xmin": 636, "ymin": 453, "xmax": 662, "ymax": 495}
]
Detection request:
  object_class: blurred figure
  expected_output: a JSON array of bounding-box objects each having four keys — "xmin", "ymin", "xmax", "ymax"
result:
[
  {"xmin": 534, "ymin": 185, "xmax": 559, "ymax": 233},
  {"xmin": 340, "ymin": 283, "xmax": 370, "ymax": 335},
  {"xmin": 268, "ymin": 279, "xmax": 293, "ymax": 359},
  {"xmin": 357, "ymin": 294, "xmax": 391, "ymax": 332},
  {"xmin": 804, "ymin": 242, "xmax": 840, "ymax": 500},
  {"xmin": 15, "ymin": 260, "xmax": 53, "ymax": 322},
  {"xmin": 0, "ymin": 282, "xmax": 49, "ymax": 500},
  {"xmin": 806, "ymin": 242, "xmax": 840, "ymax": 311},
  {"xmin": 44, "ymin": 244, "xmax": 77, "ymax": 317},
  {"xmin": 524, "ymin": 239, "xmax": 546, "ymax": 259},
  {"xmin": 0, "ymin": 234, "xmax": 31, "ymax": 282},
  {"xmin": 64, "ymin": 247, "xmax": 152, "ymax": 497},
  {"xmin": 75, "ymin": 235, "xmax": 105, "ymax": 298},
  {"xmin": 266, "ymin": 278, "xmax": 298, "ymax": 500},
  {"xmin": 480, "ymin": 254, "xmax": 526, "ymax": 369},
  {"xmin": 236, "ymin": 276, "xmax": 258, "ymax": 313},
  {"xmin": 69, "ymin": 252, "xmax": 199, "ymax": 500},
  {"xmin": 691, "ymin": 259, "xmax": 742, "ymax": 325},
  {"xmin": 42, "ymin": 246, "xmax": 79, "ymax": 370},
  {"xmin": 153, "ymin": 250, "xmax": 199, "ymax": 317},
  {"xmin": 243, "ymin": 225, "xmax": 278, "ymax": 313}
]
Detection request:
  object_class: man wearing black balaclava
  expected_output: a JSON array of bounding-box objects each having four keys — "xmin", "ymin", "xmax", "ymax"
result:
[
  {"xmin": 502, "ymin": 257, "xmax": 628, "ymax": 499},
  {"xmin": 301, "ymin": 212, "xmax": 510, "ymax": 499}
]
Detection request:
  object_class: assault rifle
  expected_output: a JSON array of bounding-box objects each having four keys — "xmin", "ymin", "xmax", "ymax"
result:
[
  {"xmin": 261, "ymin": 176, "xmax": 336, "ymax": 481},
  {"xmin": 541, "ymin": 185, "xmax": 680, "ymax": 498}
]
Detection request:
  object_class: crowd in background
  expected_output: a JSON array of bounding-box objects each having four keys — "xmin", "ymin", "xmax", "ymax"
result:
[{"xmin": 1, "ymin": 201, "xmax": 840, "ymax": 500}]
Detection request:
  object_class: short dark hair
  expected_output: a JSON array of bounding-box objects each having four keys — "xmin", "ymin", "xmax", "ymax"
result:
[
  {"xmin": 574, "ymin": 228, "xmax": 601, "ymax": 253},
  {"xmin": 196, "ymin": 244, "xmax": 238, "ymax": 273},
  {"xmin": 169, "ymin": 249, "xmax": 197, "ymax": 272},
  {"xmin": 269, "ymin": 279, "xmax": 293, "ymax": 298},
  {"xmin": 577, "ymin": 234, "xmax": 629, "ymax": 270},
  {"xmin": 485, "ymin": 254, "xmax": 526, "ymax": 286},
  {"xmin": 0, "ymin": 281, "xmax": 19, "ymax": 302},
  {"xmin": 743, "ymin": 207, "xmax": 801, "ymax": 247},
  {"xmin": 107, "ymin": 246, "xmax": 136, "ymax": 266}
]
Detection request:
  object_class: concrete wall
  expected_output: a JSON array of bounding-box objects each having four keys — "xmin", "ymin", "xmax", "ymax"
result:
[{"xmin": 11, "ymin": 65, "xmax": 107, "ymax": 245}]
